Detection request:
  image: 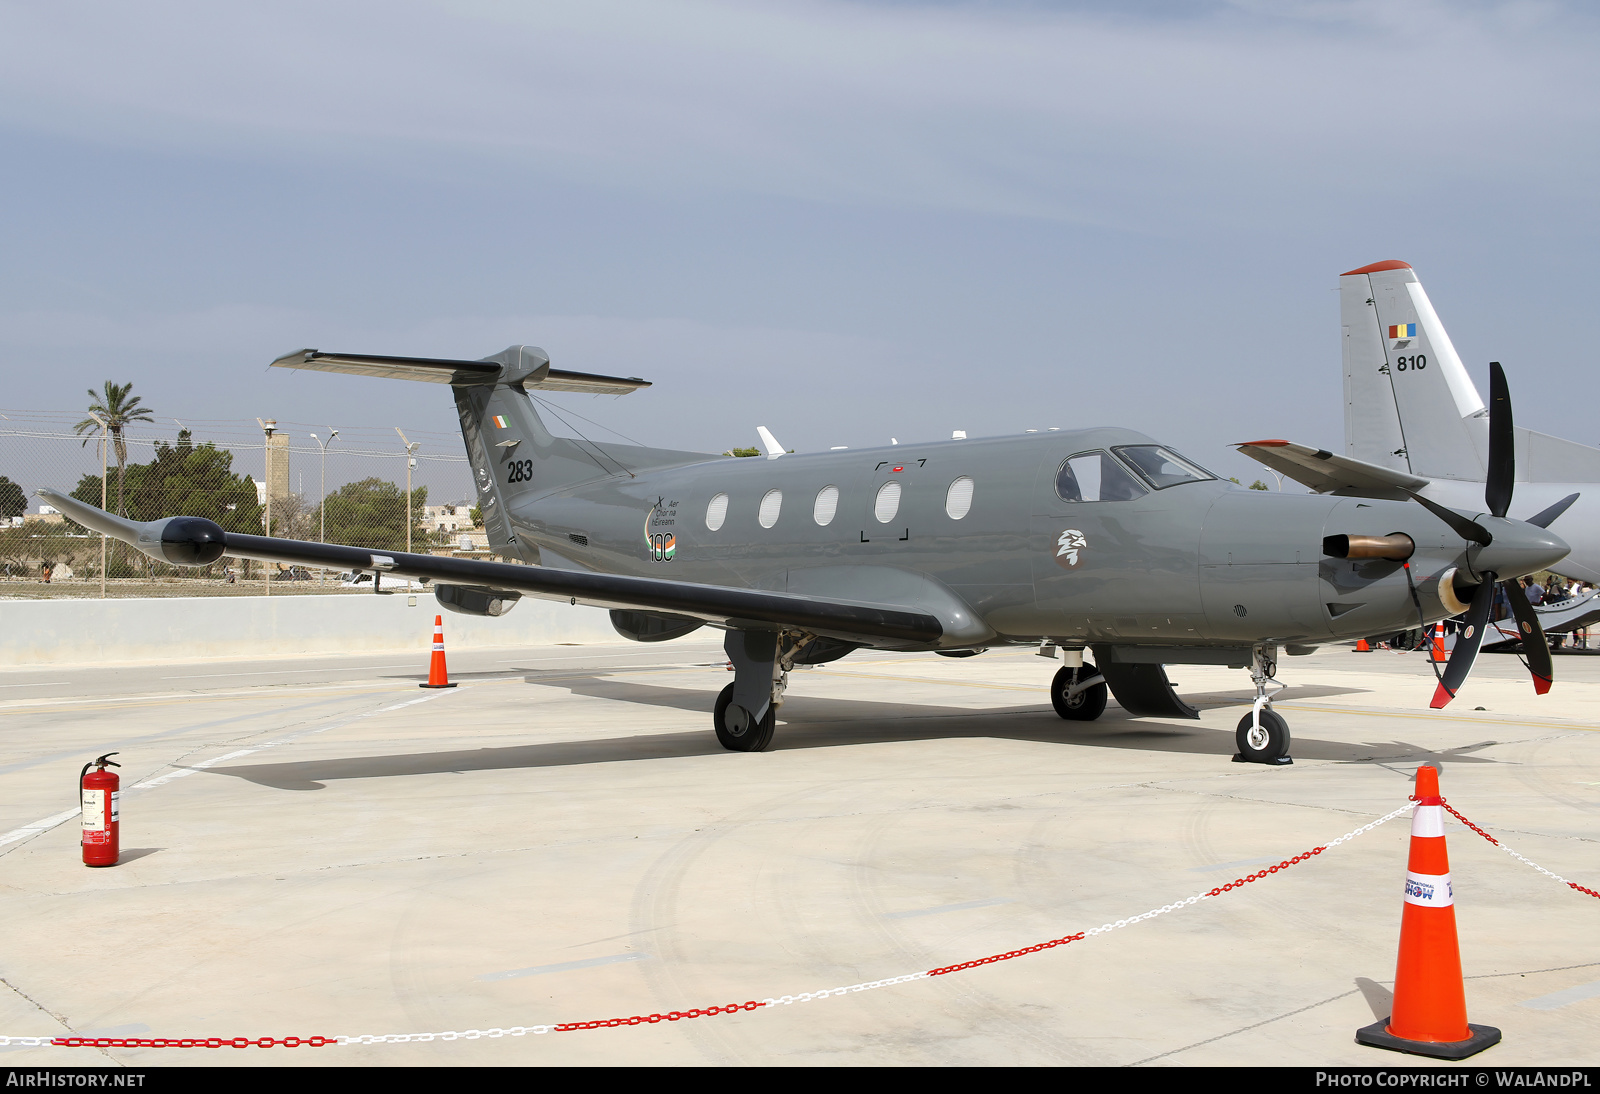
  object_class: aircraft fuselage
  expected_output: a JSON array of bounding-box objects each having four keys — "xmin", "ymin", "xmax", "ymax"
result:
[{"xmin": 507, "ymin": 426, "xmax": 1516, "ymax": 653}]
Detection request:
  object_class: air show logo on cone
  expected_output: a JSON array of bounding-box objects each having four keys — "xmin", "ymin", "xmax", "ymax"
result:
[
  {"xmin": 1055, "ymin": 529, "xmax": 1087, "ymax": 569},
  {"xmin": 1404, "ymin": 871, "xmax": 1454, "ymax": 908}
]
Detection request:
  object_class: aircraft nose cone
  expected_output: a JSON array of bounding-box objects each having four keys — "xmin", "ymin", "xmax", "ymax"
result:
[{"xmin": 1472, "ymin": 519, "xmax": 1570, "ymax": 580}]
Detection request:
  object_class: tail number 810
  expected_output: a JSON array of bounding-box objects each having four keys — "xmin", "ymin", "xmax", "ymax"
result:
[{"xmin": 1395, "ymin": 354, "xmax": 1427, "ymax": 371}]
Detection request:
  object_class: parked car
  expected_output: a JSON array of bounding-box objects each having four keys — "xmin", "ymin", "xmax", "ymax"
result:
[{"xmin": 340, "ymin": 571, "xmax": 426, "ymax": 591}]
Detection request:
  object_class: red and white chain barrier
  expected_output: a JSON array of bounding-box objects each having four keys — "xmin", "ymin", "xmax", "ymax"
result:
[
  {"xmin": 1443, "ymin": 801, "xmax": 1600, "ymax": 902},
  {"xmin": 5, "ymin": 796, "xmax": 1591, "ymax": 1050}
]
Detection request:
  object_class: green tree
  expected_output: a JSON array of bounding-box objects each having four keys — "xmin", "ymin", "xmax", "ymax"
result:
[
  {"xmin": 69, "ymin": 432, "xmax": 263, "ymax": 548},
  {"xmin": 321, "ymin": 478, "xmax": 429, "ymax": 552},
  {"xmin": 1249, "ymin": 480, "xmax": 1270, "ymax": 490},
  {"xmin": 724, "ymin": 446, "xmax": 761, "ymax": 458},
  {"xmin": 72, "ymin": 381, "xmax": 155, "ymax": 517},
  {"xmin": 0, "ymin": 476, "xmax": 24, "ymax": 520}
]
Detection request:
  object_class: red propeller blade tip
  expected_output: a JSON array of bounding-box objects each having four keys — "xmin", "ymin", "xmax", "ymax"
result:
[
  {"xmin": 1533, "ymin": 674, "xmax": 1553, "ymax": 696},
  {"xmin": 1429, "ymin": 683, "xmax": 1455, "ymax": 709}
]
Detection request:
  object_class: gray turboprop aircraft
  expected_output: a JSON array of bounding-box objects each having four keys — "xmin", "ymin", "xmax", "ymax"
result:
[{"xmin": 42, "ymin": 343, "xmax": 1569, "ymax": 764}]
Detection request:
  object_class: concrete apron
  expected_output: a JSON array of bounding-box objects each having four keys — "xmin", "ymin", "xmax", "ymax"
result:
[{"xmin": 0, "ymin": 594, "xmax": 618, "ymax": 665}]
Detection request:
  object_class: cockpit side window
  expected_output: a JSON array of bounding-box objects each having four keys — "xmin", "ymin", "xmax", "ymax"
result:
[
  {"xmin": 1055, "ymin": 451, "xmax": 1148, "ymax": 503},
  {"xmin": 1111, "ymin": 445, "xmax": 1216, "ymax": 490}
]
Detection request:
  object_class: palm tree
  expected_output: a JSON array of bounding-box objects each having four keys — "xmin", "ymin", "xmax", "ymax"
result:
[{"xmin": 73, "ymin": 381, "xmax": 154, "ymax": 516}]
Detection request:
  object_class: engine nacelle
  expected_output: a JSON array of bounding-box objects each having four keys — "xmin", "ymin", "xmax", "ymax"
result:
[
  {"xmin": 610, "ymin": 609, "xmax": 704, "ymax": 643},
  {"xmin": 435, "ymin": 583, "xmax": 522, "ymax": 617}
]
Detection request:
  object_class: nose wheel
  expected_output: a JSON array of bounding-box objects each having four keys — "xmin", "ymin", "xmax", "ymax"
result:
[
  {"xmin": 1234, "ymin": 645, "xmax": 1292, "ymax": 765},
  {"xmin": 1234, "ymin": 708, "xmax": 1291, "ymax": 764}
]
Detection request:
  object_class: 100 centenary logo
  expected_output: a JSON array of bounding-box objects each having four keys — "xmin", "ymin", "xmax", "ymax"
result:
[{"xmin": 645, "ymin": 498, "xmax": 678, "ymax": 562}]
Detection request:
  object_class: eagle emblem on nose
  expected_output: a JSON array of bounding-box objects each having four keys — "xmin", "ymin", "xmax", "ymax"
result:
[{"xmin": 1055, "ymin": 528, "xmax": 1087, "ymax": 569}]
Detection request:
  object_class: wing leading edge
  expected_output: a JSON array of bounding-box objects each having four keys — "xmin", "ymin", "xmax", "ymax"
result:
[{"xmin": 39, "ymin": 490, "xmax": 942, "ymax": 648}]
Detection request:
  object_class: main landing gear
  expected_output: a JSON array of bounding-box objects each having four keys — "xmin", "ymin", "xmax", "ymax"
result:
[
  {"xmin": 1234, "ymin": 644, "xmax": 1292, "ymax": 765},
  {"xmin": 715, "ymin": 628, "xmax": 814, "ymax": 752},
  {"xmin": 1050, "ymin": 659, "xmax": 1107, "ymax": 721}
]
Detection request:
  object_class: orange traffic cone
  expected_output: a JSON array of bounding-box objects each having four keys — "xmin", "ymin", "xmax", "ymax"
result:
[
  {"xmin": 1429, "ymin": 624, "xmax": 1448, "ymax": 663},
  {"xmin": 419, "ymin": 615, "xmax": 457, "ymax": 689},
  {"xmin": 1355, "ymin": 638, "xmax": 1372, "ymax": 652},
  {"xmin": 1356, "ymin": 766, "xmax": 1500, "ymax": 1059}
]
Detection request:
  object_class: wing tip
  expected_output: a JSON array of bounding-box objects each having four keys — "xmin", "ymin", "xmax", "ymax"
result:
[{"xmin": 1236, "ymin": 439, "xmax": 1290, "ymax": 448}]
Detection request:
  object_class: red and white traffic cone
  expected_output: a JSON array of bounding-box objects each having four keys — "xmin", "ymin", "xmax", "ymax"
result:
[
  {"xmin": 419, "ymin": 615, "xmax": 457, "ymax": 689},
  {"xmin": 1356, "ymin": 765, "xmax": 1500, "ymax": 1059},
  {"xmin": 1354, "ymin": 638, "xmax": 1372, "ymax": 652},
  {"xmin": 1429, "ymin": 624, "xmax": 1448, "ymax": 663}
]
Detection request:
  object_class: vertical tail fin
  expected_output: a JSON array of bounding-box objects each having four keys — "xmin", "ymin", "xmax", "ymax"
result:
[
  {"xmin": 1340, "ymin": 260, "xmax": 1487, "ymax": 482},
  {"xmin": 271, "ymin": 345, "xmax": 660, "ymax": 562}
]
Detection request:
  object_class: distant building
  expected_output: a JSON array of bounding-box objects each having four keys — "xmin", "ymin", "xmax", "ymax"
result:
[{"xmin": 423, "ymin": 503, "xmax": 476, "ymax": 533}]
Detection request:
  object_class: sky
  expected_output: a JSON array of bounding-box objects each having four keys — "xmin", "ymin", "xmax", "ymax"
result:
[{"xmin": 2, "ymin": 0, "xmax": 1598, "ymax": 501}]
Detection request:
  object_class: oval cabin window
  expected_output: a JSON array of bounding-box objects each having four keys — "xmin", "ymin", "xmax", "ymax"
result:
[
  {"xmin": 874, "ymin": 481, "xmax": 902, "ymax": 524},
  {"xmin": 705, "ymin": 493, "xmax": 729, "ymax": 531},
  {"xmin": 813, "ymin": 485, "xmax": 839, "ymax": 526},
  {"xmin": 945, "ymin": 476, "xmax": 974, "ymax": 519},
  {"xmin": 758, "ymin": 489, "xmax": 783, "ymax": 529}
]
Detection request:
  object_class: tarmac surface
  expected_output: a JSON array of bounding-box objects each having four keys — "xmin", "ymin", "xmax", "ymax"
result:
[{"xmin": 0, "ymin": 637, "xmax": 1595, "ymax": 1067}]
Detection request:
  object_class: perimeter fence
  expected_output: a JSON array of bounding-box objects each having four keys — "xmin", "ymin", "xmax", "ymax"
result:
[{"xmin": 0, "ymin": 412, "xmax": 485, "ymax": 598}]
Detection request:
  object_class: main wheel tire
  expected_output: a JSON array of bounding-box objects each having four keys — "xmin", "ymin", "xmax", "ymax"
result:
[
  {"xmin": 1235, "ymin": 708, "xmax": 1291, "ymax": 763},
  {"xmin": 714, "ymin": 683, "xmax": 777, "ymax": 752},
  {"xmin": 1051, "ymin": 663, "xmax": 1108, "ymax": 721}
]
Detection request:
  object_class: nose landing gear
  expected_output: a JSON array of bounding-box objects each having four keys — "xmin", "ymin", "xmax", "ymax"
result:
[{"xmin": 1234, "ymin": 644, "xmax": 1292, "ymax": 765}]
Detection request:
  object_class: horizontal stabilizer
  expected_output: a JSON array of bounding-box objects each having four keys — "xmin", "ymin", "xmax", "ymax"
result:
[
  {"xmin": 1236, "ymin": 439, "xmax": 1429, "ymax": 499},
  {"xmin": 271, "ymin": 347, "xmax": 651, "ymax": 394}
]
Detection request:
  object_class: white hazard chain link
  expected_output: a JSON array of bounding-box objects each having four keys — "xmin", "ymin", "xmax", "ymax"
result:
[
  {"xmin": 1442, "ymin": 802, "xmax": 1600, "ymax": 901},
  {"xmin": 0, "ymin": 801, "xmax": 1423, "ymax": 1049},
  {"xmin": 337, "ymin": 1027, "xmax": 552, "ymax": 1044},
  {"xmin": 761, "ymin": 972, "xmax": 930, "ymax": 1007}
]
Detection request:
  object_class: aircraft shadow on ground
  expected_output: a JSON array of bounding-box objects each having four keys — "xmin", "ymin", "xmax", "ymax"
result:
[{"xmin": 204, "ymin": 676, "xmax": 1497, "ymax": 791}]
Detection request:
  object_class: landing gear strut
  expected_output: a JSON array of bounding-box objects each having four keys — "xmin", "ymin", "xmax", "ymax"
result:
[
  {"xmin": 1234, "ymin": 644, "xmax": 1292, "ymax": 765},
  {"xmin": 715, "ymin": 629, "xmax": 813, "ymax": 752}
]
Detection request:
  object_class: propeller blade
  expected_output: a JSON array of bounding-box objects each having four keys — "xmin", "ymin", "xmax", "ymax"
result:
[
  {"xmin": 1525, "ymin": 492, "xmax": 1580, "ymax": 530},
  {"xmin": 1408, "ymin": 491, "xmax": 1493, "ymax": 546},
  {"xmin": 1485, "ymin": 361, "xmax": 1514, "ymax": 519},
  {"xmin": 1503, "ymin": 579, "xmax": 1554, "ymax": 695},
  {"xmin": 1429, "ymin": 576, "xmax": 1497, "ymax": 709}
]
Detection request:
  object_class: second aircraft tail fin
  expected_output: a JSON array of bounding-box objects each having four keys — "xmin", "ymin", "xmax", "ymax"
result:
[{"xmin": 1340, "ymin": 260, "xmax": 1487, "ymax": 483}]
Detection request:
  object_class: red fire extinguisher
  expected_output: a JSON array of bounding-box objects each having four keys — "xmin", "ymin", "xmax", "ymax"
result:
[{"xmin": 80, "ymin": 753, "xmax": 121, "ymax": 868}]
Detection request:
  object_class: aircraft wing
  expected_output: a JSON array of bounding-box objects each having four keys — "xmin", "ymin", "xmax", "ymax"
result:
[
  {"xmin": 38, "ymin": 490, "xmax": 942, "ymax": 648},
  {"xmin": 1235, "ymin": 440, "xmax": 1429, "ymax": 500}
]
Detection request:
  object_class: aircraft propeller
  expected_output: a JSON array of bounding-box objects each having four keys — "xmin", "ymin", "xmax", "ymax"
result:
[{"xmin": 1418, "ymin": 362, "xmax": 1559, "ymax": 708}]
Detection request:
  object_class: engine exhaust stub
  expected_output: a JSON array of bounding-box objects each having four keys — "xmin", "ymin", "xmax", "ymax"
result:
[{"xmin": 1322, "ymin": 533, "xmax": 1415, "ymax": 561}]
